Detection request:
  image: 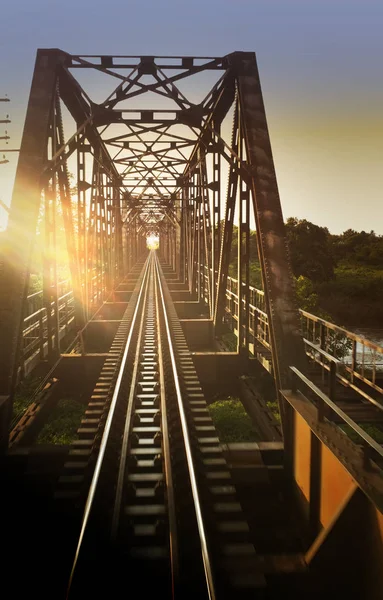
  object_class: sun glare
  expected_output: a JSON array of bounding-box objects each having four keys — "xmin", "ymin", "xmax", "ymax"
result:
[{"xmin": 146, "ymin": 234, "xmax": 159, "ymax": 250}]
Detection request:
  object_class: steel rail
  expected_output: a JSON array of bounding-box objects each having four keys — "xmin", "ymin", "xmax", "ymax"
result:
[
  {"xmin": 110, "ymin": 256, "xmax": 152, "ymax": 537},
  {"xmin": 154, "ymin": 258, "xmax": 179, "ymax": 595},
  {"xmin": 154, "ymin": 253, "xmax": 216, "ymax": 600},
  {"xmin": 67, "ymin": 254, "xmax": 151, "ymax": 596},
  {"xmin": 110, "ymin": 253, "xmax": 179, "ymax": 594}
]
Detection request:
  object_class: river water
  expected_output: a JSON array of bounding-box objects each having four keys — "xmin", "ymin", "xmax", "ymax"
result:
[{"xmin": 346, "ymin": 328, "xmax": 383, "ymax": 370}]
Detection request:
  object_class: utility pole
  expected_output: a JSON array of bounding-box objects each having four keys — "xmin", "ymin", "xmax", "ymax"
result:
[{"xmin": 0, "ymin": 96, "xmax": 11, "ymax": 164}]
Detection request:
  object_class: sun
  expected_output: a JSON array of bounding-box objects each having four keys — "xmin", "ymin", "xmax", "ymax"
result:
[{"xmin": 146, "ymin": 234, "xmax": 159, "ymax": 250}]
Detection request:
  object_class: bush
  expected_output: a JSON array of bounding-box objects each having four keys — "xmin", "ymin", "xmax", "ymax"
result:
[
  {"xmin": 316, "ymin": 265, "xmax": 383, "ymax": 327},
  {"xmin": 285, "ymin": 218, "xmax": 336, "ymax": 282},
  {"xmin": 340, "ymin": 423, "xmax": 383, "ymax": 445},
  {"xmin": 266, "ymin": 401, "xmax": 281, "ymax": 424},
  {"xmin": 208, "ymin": 398, "xmax": 259, "ymax": 443},
  {"xmin": 28, "ymin": 274, "xmax": 43, "ymax": 294},
  {"xmin": 13, "ymin": 375, "xmax": 43, "ymax": 422},
  {"xmin": 221, "ymin": 331, "xmax": 237, "ymax": 351},
  {"xmin": 37, "ymin": 397, "xmax": 86, "ymax": 445}
]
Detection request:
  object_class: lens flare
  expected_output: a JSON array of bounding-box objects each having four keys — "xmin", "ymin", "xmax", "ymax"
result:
[{"xmin": 146, "ymin": 235, "xmax": 159, "ymax": 250}]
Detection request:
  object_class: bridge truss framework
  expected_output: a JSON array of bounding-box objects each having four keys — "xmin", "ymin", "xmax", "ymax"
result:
[
  {"xmin": 0, "ymin": 50, "xmax": 305, "ymax": 431},
  {"xmin": 1, "ymin": 53, "xmax": 383, "ymax": 595}
]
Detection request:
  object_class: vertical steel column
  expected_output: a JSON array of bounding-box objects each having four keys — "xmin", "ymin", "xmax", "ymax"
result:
[
  {"xmin": 175, "ymin": 196, "xmax": 182, "ymax": 279},
  {"xmin": 210, "ymin": 125, "xmax": 221, "ymax": 319},
  {"xmin": 43, "ymin": 182, "xmax": 54, "ymax": 359},
  {"xmin": 114, "ymin": 186, "xmax": 124, "ymax": 281},
  {"xmin": 87, "ymin": 158, "xmax": 96, "ymax": 312},
  {"xmin": 198, "ymin": 155, "xmax": 212, "ymax": 315},
  {"xmin": 0, "ymin": 50, "xmax": 63, "ymax": 401},
  {"xmin": 105, "ymin": 182, "xmax": 112, "ymax": 292},
  {"xmin": 77, "ymin": 133, "xmax": 88, "ymax": 322},
  {"xmin": 51, "ymin": 103, "xmax": 61, "ymax": 356},
  {"xmin": 237, "ymin": 161, "xmax": 243, "ymax": 353},
  {"xmin": 185, "ymin": 187, "xmax": 192, "ymax": 290},
  {"xmin": 237, "ymin": 110, "xmax": 251, "ymax": 354},
  {"xmin": 180, "ymin": 190, "xmax": 187, "ymax": 284},
  {"xmin": 235, "ymin": 51, "xmax": 306, "ymax": 436},
  {"xmin": 197, "ymin": 193, "xmax": 201, "ymax": 302},
  {"xmin": 55, "ymin": 93, "xmax": 84, "ymax": 330},
  {"xmin": 214, "ymin": 100, "xmax": 239, "ymax": 329},
  {"xmin": 190, "ymin": 173, "xmax": 198, "ymax": 295}
]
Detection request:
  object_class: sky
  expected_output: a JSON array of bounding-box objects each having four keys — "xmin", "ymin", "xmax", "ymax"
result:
[{"xmin": 0, "ymin": 0, "xmax": 382, "ymax": 234}]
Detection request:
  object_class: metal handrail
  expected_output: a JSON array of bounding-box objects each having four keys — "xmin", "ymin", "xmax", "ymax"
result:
[
  {"xmin": 223, "ymin": 274, "xmax": 383, "ymax": 353},
  {"xmin": 219, "ymin": 275, "xmax": 383, "ymax": 397},
  {"xmin": 303, "ymin": 339, "xmax": 342, "ymax": 365},
  {"xmin": 289, "ymin": 366, "xmax": 383, "ymax": 465},
  {"xmin": 300, "ymin": 309, "xmax": 383, "ymax": 355}
]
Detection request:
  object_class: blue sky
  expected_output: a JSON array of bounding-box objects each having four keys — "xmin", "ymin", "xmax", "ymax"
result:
[{"xmin": 0, "ymin": 0, "xmax": 382, "ymax": 233}]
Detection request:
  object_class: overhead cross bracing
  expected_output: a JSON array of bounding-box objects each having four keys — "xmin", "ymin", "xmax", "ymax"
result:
[{"xmin": 49, "ymin": 53, "xmax": 235, "ymax": 235}]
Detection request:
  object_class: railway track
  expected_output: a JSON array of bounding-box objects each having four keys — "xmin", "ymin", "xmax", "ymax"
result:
[
  {"xmin": 7, "ymin": 252, "xmax": 381, "ymax": 598},
  {"xmin": 65, "ymin": 252, "xmax": 263, "ymax": 599}
]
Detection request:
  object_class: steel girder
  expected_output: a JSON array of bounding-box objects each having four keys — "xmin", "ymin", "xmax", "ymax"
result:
[
  {"xmin": 236, "ymin": 53, "xmax": 306, "ymax": 408},
  {"xmin": 0, "ymin": 50, "xmax": 63, "ymax": 397},
  {"xmin": 0, "ymin": 49, "xmax": 305, "ymax": 442}
]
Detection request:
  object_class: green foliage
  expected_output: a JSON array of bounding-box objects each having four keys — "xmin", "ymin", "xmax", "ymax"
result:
[
  {"xmin": 316, "ymin": 264, "xmax": 383, "ymax": 327},
  {"xmin": 241, "ymin": 219, "xmax": 382, "ymax": 328},
  {"xmin": 249, "ymin": 262, "xmax": 263, "ymax": 288},
  {"xmin": 266, "ymin": 401, "xmax": 281, "ymax": 424},
  {"xmin": 332, "ymin": 229, "xmax": 383, "ymax": 267},
  {"xmin": 221, "ymin": 331, "xmax": 237, "ymax": 351},
  {"xmin": 37, "ymin": 397, "xmax": 86, "ymax": 445},
  {"xmin": 224, "ymin": 217, "xmax": 382, "ymax": 327},
  {"xmin": 318, "ymin": 229, "xmax": 383, "ymax": 325},
  {"xmin": 13, "ymin": 375, "xmax": 43, "ymax": 420},
  {"xmin": 285, "ymin": 217, "xmax": 336, "ymax": 282},
  {"xmin": 229, "ymin": 260, "xmax": 263, "ymax": 289},
  {"xmin": 28, "ymin": 274, "xmax": 43, "ymax": 294},
  {"xmin": 295, "ymin": 276, "xmax": 321, "ymax": 314},
  {"xmin": 327, "ymin": 264, "xmax": 383, "ymax": 298},
  {"xmin": 208, "ymin": 397, "xmax": 259, "ymax": 443},
  {"xmin": 326, "ymin": 330, "xmax": 353, "ymax": 360},
  {"xmin": 340, "ymin": 423, "xmax": 383, "ymax": 444},
  {"xmin": 226, "ymin": 224, "xmax": 259, "ymax": 265}
]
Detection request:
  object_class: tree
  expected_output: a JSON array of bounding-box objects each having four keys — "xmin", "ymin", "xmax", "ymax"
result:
[
  {"xmin": 332, "ymin": 229, "xmax": 383, "ymax": 266},
  {"xmin": 285, "ymin": 218, "xmax": 336, "ymax": 282}
]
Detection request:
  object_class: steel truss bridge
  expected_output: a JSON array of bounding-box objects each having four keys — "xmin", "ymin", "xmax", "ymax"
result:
[{"xmin": 0, "ymin": 50, "xmax": 382, "ymax": 599}]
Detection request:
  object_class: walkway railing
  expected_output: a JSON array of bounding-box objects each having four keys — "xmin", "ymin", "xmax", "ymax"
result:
[
  {"xmin": 199, "ymin": 265, "xmax": 382, "ymax": 404},
  {"xmin": 284, "ymin": 367, "xmax": 383, "ymax": 473},
  {"xmin": 22, "ymin": 273, "xmax": 383, "ymax": 406},
  {"xmin": 21, "ymin": 281, "xmax": 75, "ymax": 376},
  {"xmin": 21, "ymin": 270, "xmax": 110, "ymax": 376},
  {"xmin": 222, "ymin": 275, "xmax": 383, "ymax": 407}
]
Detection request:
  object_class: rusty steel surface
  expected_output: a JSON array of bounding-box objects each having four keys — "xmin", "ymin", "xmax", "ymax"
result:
[
  {"xmin": 0, "ymin": 50, "xmax": 313, "ymax": 450},
  {"xmin": 236, "ymin": 53, "xmax": 306, "ymax": 388},
  {"xmin": 2, "ymin": 48, "xmax": 382, "ymax": 461},
  {"xmin": 2, "ymin": 50, "xmax": 383, "ymax": 600},
  {"xmin": 0, "ymin": 50, "xmax": 63, "ymax": 396},
  {"xmin": 218, "ymin": 275, "xmax": 383, "ymax": 407},
  {"xmin": 282, "ymin": 368, "xmax": 383, "ymax": 513}
]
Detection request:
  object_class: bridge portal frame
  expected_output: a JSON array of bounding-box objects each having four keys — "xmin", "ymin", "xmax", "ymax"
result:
[{"xmin": 0, "ymin": 49, "xmax": 305, "ymax": 447}]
